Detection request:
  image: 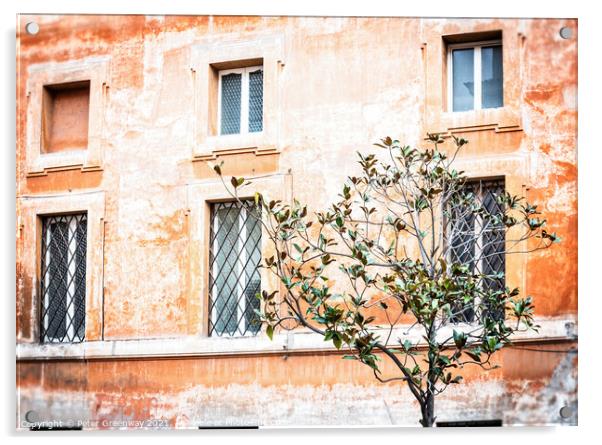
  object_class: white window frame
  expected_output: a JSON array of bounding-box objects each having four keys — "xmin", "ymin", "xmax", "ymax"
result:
[
  {"xmin": 447, "ymin": 40, "xmax": 502, "ymax": 112},
  {"xmin": 217, "ymin": 65, "xmax": 263, "ymax": 136}
]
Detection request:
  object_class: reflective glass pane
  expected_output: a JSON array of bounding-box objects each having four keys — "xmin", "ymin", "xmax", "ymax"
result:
[
  {"xmin": 220, "ymin": 73, "xmax": 241, "ymax": 135},
  {"xmin": 452, "ymin": 48, "xmax": 474, "ymax": 112},
  {"xmin": 481, "ymin": 45, "xmax": 503, "ymax": 109}
]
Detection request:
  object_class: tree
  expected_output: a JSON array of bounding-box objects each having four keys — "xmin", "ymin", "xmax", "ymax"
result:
[{"xmin": 212, "ymin": 135, "xmax": 560, "ymax": 427}]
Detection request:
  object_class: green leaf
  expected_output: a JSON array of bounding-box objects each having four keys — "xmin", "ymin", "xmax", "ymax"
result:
[
  {"xmin": 453, "ymin": 329, "xmax": 467, "ymax": 349},
  {"xmin": 464, "ymin": 350, "xmax": 481, "ymax": 362},
  {"xmin": 266, "ymin": 325, "xmax": 274, "ymax": 340}
]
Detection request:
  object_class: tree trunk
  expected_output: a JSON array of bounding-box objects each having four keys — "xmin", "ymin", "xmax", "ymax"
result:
[{"xmin": 420, "ymin": 390, "xmax": 435, "ymax": 427}]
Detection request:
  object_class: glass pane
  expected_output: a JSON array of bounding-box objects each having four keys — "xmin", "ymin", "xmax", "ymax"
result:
[
  {"xmin": 481, "ymin": 45, "xmax": 503, "ymax": 109},
  {"xmin": 248, "ymin": 69, "xmax": 263, "ymax": 133},
  {"xmin": 452, "ymin": 48, "xmax": 474, "ymax": 112},
  {"xmin": 449, "ymin": 188, "xmax": 476, "ymax": 323},
  {"xmin": 214, "ymin": 205, "xmax": 240, "ymax": 335},
  {"xmin": 220, "ymin": 73, "xmax": 241, "ymax": 135},
  {"xmin": 243, "ymin": 206, "xmax": 262, "ymax": 333},
  {"xmin": 74, "ymin": 215, "xmax": 87, "ymax": 341},
  {"xmin": 47, "ymin": 221, "xmax": 69, "ymax": 340}
]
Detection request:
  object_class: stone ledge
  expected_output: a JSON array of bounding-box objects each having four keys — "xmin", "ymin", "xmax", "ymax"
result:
[{"xmin": 16, "ymin": 316, "xmax": 577, "ymax": 361}]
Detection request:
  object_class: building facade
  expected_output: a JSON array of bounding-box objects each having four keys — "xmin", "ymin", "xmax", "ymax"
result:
[{"xmin": 16, "ymin": 15, "xmax": 577, "ymax": 428}]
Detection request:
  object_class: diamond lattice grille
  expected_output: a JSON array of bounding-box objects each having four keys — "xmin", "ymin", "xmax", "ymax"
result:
[
  {"xmin": 40, "ymin": 213, "xmax": 87, "ymax": 343},
  {"xmin": 248, "ymin": 69, "xmax": 263, "ymax": 133},
  {"xmin": 209, "ymin": 201, "xmax": 262, "ymax": 337},
  {"xmin": 220, "ymin": 73, "xmax": 242, "ymax": 135},
  {"xmin": 449, "ymin": 179, "xmax": 505, "ymax": 322}
]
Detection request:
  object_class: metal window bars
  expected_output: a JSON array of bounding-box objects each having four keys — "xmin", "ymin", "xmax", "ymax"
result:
[
  {"xmin": 40, "ymin": 213, "xmax": 87, "ymax": 343},
  {"xmin": 448, "ymin": 179, "xmax": 505, "ymax": 323},
  {"xmin": 209, "ymin": 201, "xmax": 262, "ymax": 337}
]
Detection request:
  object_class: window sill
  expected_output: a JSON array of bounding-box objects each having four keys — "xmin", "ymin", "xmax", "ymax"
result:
[
  {"xmin": 425, "ymin": 105, "xmax": 522, "ymax": 137},
  {"xmin": 193, "ymin": 132, "xmax": 279, "ymax": 161},
  {"xmin": 16, "ymin": 317, "xmax": 576, "ymax": 361},
  {"xmin": 441, "ymin": 106, "xmax": 519, "ymax": 132}
]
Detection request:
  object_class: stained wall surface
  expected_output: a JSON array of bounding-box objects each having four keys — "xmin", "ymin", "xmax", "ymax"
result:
[{"xmin": 16, "ymin": 15, "xmax": 577, "ymax": 428}]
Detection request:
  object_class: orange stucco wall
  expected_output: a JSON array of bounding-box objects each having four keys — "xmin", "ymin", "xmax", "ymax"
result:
[{"xmin": 16, "ymin": 15, "xmax": 577, "ymax": 428}]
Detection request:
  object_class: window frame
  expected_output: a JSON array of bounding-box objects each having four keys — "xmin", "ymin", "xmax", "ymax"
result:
[
  {"xmin": 447, "ymin": 177, "xmax": 506, "ymax": 324},
  {"xmin": 39, "ymin": 212, "xmax": 88, "ymax": 344},
  {"xmin": 208, "ymin": 200, "xmax": 262, "ymax": 338},
  {"xmin": 217, "ymin": 65, "xmax": 264, "ymax": 137},
  {"xmin": 447, "ymin": 39, "xmax": 503, "ymax": 112}
]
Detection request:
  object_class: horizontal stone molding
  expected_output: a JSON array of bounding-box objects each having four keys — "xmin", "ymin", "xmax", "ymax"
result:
[{"xmin": 16, "ymin": 316, "xmax": 577, "ymax": 361}]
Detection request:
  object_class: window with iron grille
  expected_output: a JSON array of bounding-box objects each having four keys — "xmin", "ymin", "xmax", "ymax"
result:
[
  {"xmin": 40, "ymin": 213, "xmax": 87, "ymax": 343},
  {"xmin": 209, "ymin": 201, "xmax": 262, "ymax": 337},
  {"xmin": 219, "ymin": 66, "xmax": 263, "ymax": 135},
  {"xmin": 448, "ymin": 179, "xmax": 505, "ymax": 323}
]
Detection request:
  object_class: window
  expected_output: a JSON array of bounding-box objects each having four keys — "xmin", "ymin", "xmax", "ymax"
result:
[
  {"xmin": 209, "ymin": 201, "xmax": 262, "ymax": 337},
  {"xmin": 40, "ymin": 213, "xmax": 87, "ymax": 343},
  {"xmin": 448, "ymin": 179, "xmax": 505, "ymax": 322},
  {"xmin": 448, "ymin": 41, "xmax": 503, "ymax": 112},
  {"xmin": 218, "ymin": 66, "xmax": 263, "ymax": 136},
  {"xmin": 41, "ymin": 81, "xmax": 91, "ymax": 153}
]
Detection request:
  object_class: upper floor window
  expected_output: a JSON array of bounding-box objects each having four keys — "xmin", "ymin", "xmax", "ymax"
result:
[
  {"xmin": 209, "ymin": 200, "xmax": 262, "ymax": 337},
  {"xmin": 40, "ymin": 213, "xmax": 87, "ymax": 343},
  {"xmin": 448, "ymin": 179, "xmax": 505, "ymax": 323},
  {"xmin": 448, "ymin": 41, "xmax": 503, "ymax": 112},
  {"xmin": 218, "ymin": 66, "xmax": 263, "ymax": 136}
]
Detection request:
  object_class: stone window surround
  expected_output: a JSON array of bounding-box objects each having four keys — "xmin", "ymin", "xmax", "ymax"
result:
[
  {"xmin": 190, "ymin": 35, "xmax": 284, "ymax": 161},
  {"xmin": 422, "ymin": 24, "xmax": 523, "ymax": 136},
  {"xmin": 17, "ymin": 190, "xmax": 106, "ymax": 344},
  {"xmin": 186, "ymin": 173, "xmax": 291, "ymax": 337},
  {"xmin": 25, "ymin": 56, "xmax": 110, "ymax": 175},
  {"xmin": 451, "ymin": 154, "xmax": 530, "ymax": 326},
  {"xmin": 446, "ymin": 39, "xmax": 503, "ymax": 112}
]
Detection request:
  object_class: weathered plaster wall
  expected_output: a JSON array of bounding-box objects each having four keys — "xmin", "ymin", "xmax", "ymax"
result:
[
  {"xmin": 18, "ymin": 342, "xmax": 576, "ymax": 428},
  {"xmin": 16, "ymin": 15, "xmax": 577, "ymax": 428}
]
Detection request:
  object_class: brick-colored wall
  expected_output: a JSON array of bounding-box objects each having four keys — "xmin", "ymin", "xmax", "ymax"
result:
[{"xmin": 16, "ymin": 15, "xmax": 577, "ymax": 428}]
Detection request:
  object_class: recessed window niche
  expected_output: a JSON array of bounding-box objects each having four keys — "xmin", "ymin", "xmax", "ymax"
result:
[{"xmin": 41, "ymin": 80, "xmax": 91, "ymax": 154}]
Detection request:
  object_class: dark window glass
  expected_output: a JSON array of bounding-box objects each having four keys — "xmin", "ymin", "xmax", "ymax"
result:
[{"xmin": 449, "ymin": 179, "xmax": 505, "ymax": 323}]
